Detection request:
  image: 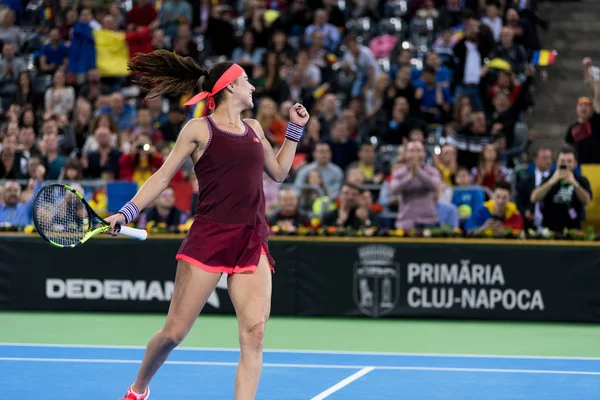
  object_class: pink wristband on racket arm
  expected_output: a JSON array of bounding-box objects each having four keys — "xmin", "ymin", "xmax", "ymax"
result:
[
  {"xmin": 285, "ymin": 122, "xmax": 304, "ymax": 142},
  {"xmin": 118, "ymin": 201, "xmax": 139, "ymax": 224}
]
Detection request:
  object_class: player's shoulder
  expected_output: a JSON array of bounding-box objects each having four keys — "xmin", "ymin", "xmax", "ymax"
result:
[
  {"xmin": 242, "ymin": 118, "xmax": 261, "ymax": 130},
  {"xmin": 181, "ymin": 117, "xmax": 210, "ymax": 133},
  {"xmin": 243, "ymin": 118, "xmax": 265, "ymax": 138},
  {"xmin": 179, "ymin": 117, "xmax": 210, "ymax": 140}
]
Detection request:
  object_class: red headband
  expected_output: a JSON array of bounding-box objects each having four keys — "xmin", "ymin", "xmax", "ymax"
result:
[{"xmin": 183, "ymin": 64, "xmax": 244, "ymax": 109}]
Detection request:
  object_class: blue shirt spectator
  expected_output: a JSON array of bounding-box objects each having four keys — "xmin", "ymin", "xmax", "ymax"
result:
[
  {"xmin": 415, "ymin": 79, "xmax": 452, "ymax": 109},
  {"xmin": 0, "ymin": 181, "xmax": 42, "ymax": 229},
  {"xmin": 411, "ymin": 65, "xmax": 452, "ymax": 86},
  {"xmin": 41, "ymin": 42, "xmax": 68, "ymax": 67},
  {"xmin": 39, "ymin": 29, "xmax": 68, "ymax": 74},
  {"xmin": 97, "ymin": 93, "xmax": 137, "ymax": 133},
  {"xmin": 304, "ymin": 9, "xmax": 341, "ymax": 52}
]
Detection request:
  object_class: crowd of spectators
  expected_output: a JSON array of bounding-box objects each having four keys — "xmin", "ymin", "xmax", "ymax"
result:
[{"xmin": 0, "ymin": 0, "xmax": 596, "ymax": 238}]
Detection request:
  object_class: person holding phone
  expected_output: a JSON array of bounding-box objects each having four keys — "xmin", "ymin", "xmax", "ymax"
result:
[
  {"xmin": 465, "ymin": 181, "xmax": 524, "ymax": 234},
  {"xmin": 530, "ymin": 147, "xmax": 592, "ymax": 232}
]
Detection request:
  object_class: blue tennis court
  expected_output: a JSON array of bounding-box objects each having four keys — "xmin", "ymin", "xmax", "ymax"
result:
[{"xmin": 0, "ymin": 344, "xmax": 599, "ymax": 399}]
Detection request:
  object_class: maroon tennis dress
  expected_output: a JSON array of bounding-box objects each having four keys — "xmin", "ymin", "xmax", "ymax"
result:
[{"xmin": 176, "ymin": 116, "xmax": 275, "ymax": 274}]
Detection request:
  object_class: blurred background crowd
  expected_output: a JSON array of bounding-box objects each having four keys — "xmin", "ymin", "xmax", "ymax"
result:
[{"xmin": 0, "ymin": 0, "xmax": 597, "ymax": 238}]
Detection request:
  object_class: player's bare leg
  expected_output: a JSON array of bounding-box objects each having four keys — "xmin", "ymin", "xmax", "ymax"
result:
[
  {"xmin": 228, "ymin": 256, "xmax": 272, "ymax": 400},
  {"xmin": 129, "ymin": 261, "xmax": 222, "ymax": 395}
]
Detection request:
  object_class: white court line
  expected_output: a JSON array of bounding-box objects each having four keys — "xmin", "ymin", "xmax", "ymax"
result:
[
  {"xmin": 1, "ymin": 357, "xmax": 600, "ymax": 376},
  {"xmin": 310, "ymin": 367, "xmax": 374, "ymax": 400},
  {"xmin": 1, "ymin": 343, "xmax": 599, "ymax": 361}
]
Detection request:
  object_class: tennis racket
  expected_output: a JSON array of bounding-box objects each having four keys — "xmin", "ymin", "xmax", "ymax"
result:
[{"xmin": 33, "ymin": 183, "xmax": 147, "ymax": 248}]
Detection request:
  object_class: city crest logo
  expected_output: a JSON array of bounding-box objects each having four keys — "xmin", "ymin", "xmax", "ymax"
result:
[{"xmin": 353, "ymin": 245, "xmax": 400, "ymax": 317}]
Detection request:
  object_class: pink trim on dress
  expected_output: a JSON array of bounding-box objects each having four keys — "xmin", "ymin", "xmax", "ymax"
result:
[{"xmin": 175, "ymin": 246, "xmax": 273, "ymax": 275}]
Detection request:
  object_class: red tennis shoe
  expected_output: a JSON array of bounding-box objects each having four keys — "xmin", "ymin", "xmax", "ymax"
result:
[{"xmin": 120, "ymin": 387, "xmax": 150, "ymax": 400}]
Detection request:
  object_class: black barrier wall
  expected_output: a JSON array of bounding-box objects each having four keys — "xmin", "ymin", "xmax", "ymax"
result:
[{"xmin": 1, "ymin": 236, "xmax": 600, "ymax": 322}]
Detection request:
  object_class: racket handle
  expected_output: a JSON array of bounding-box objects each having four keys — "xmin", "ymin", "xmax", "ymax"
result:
[{"xmin": 118, "ymin": 225, "xmax": 148, "ymax": 241}]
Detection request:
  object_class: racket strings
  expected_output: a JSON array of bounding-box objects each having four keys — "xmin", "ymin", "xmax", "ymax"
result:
[{"xmin": 34, "ymin": 185, "xmax": 90, "ymax": 246}]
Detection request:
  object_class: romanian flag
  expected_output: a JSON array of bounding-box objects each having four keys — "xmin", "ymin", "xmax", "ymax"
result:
[
  {"xmin": 68, "ymin": 22, "xmax": 153, "ymax": 76},
  {"xmin": 93, "ymin": 30, "xmax": 130, "ymax": 77},
  {"xmin": 44, "ymin": 7, "xmax": 54, "ymax": 21},
  {"xmin": 92, "ymin": 27, "xmax": 153, "ymax": 77},
  {"xmin": 312, "ymin": 82, "xmax": 330, "ymax": 99},
  {"xmin": 531, "ymin": 50, "xmax": 557, "ymax": 66}
]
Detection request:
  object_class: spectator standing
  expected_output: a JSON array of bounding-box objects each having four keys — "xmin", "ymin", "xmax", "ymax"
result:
[
  {"xmin": 126, "ymin": 0, "xmax": 158, "ymax": 29},
  {"xmin": 565, "ymin": 67, "xmax": 600, "ymax": 164},
  {"xmin": 343, "ymin": 35, "xmax": 381, "ymax": 98},
  {"xmin": 530, "ymin": 148, "xmax": 592, "ymax": 233},
  {"xmin": 390, "ymin": 140, "xmax": 442, "ymax": 229},
  {"xmin": 304, "ymin": 9, "xmax": 340, "ymax": 52},
  {"xmin": 452, "ymin": 18, "xmax": 492, "ymax": 112},
  {"xmin": 517, "ymin": 147, "xmax": 552, "ymax": 230}
]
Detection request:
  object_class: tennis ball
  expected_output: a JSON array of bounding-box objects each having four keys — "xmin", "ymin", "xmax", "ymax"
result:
[{"xmin": 458, "ymin": 204, "xmax": 472, "ymax": 218}]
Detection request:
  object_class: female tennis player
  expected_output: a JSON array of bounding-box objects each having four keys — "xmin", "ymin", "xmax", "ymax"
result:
[{"xmin": 105, "ymin": 50, "xmax": 309, "ymax": 400}]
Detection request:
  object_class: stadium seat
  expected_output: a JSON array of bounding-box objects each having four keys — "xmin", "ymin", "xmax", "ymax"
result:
[{"xmin": 106, "ymin": 182, "xmax": 139, "ymax": 213}]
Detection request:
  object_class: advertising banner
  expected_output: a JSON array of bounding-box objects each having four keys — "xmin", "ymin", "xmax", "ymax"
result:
[
  {"xmin": 293, "ymin": 241, "xmax": 600, "ymax": 322},
  {"xmin": 0, "ymin": 237, "xmax": 295, "ymax": 315},
  {"xmin": 1, "ymin": 236, "xmax": 599, "ymax": 322}
]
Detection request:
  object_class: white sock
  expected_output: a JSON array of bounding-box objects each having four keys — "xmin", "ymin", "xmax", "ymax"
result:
[{"xmin": 131, "ymin": 387, "xmax": 147, "ymax": 398}]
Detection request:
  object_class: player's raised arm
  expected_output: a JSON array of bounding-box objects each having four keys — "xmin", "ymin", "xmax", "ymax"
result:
[{"xmin": 246, "ymin": 103, "xmax": 309, "ymax": 182}]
